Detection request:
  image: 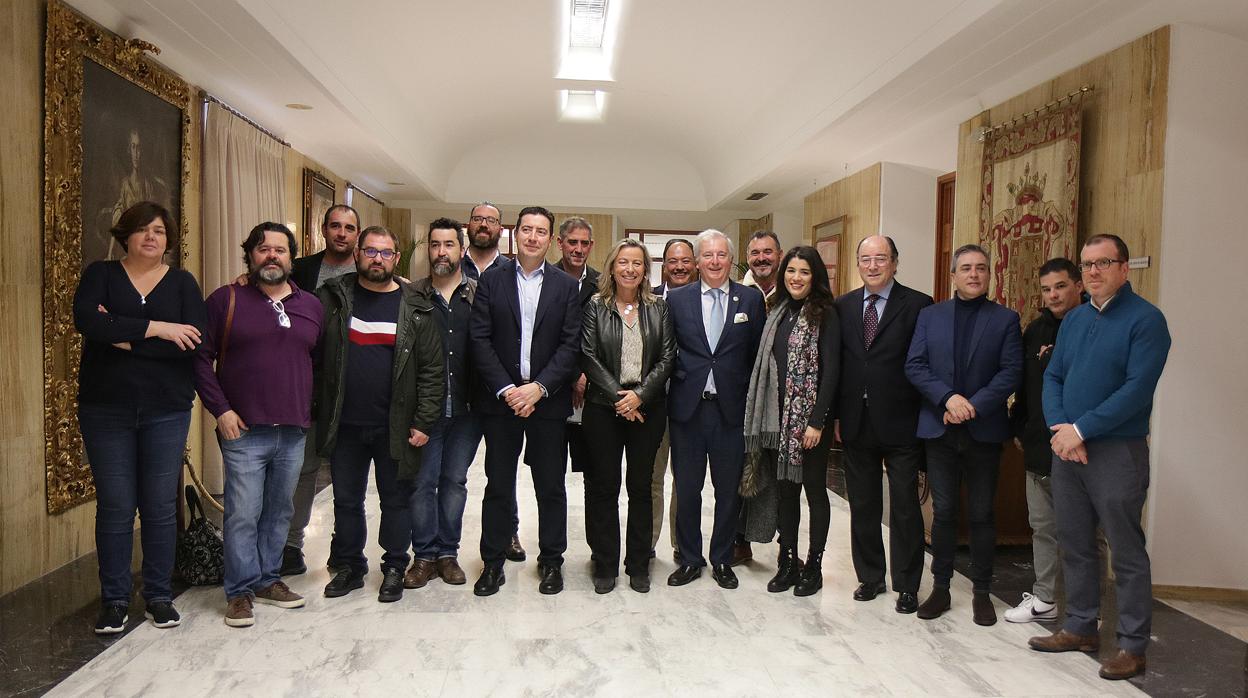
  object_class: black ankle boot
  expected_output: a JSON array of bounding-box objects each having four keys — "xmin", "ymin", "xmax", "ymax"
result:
[
  {"xmin": 794, "ymin": 551, "xmax": 824, "ymax": 596},
  {"xmin": 767, "ymin": 546, "xmax": 802, "ymax": 593}
]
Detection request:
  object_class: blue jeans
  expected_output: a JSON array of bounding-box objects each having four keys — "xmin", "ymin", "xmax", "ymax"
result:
[
  {"xmin": 220, "ymin": 425, "xmax": 305, "ymax": 599},
  {"xmin": 410, "ymin": 414, "xmax": 480, "ymax": 560},
  {"xmin": 329, "ymin": 424, "xmax": 413, "ymax": 574},
  {"xmin": 79, "ymin": 404, "xmax": 191, "ymax": 606}
]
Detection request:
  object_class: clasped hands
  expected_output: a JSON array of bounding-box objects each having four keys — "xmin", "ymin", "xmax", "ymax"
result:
[
  {"xmin": 942, "ymin": 394, "xmax": 976, "ymax": 425},
  {"xmin": 503, "ymin": 383, "xmax": 545, "ymax": 418},
  {"xmin": 614, "ymin": 389, "xmax": 644, "ymax": 422},
  {"xmin": 1049, "ymin": 423, "xmax": 1087, "ymax": 464}
]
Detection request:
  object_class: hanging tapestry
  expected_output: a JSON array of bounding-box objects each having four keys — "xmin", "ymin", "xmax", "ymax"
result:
[{"xmin": 980, "ymin": 102, "xmax": 1082, "ymax": 325}]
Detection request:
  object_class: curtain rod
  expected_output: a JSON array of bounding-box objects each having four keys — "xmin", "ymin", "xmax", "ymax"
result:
[
  {"xmin": 200, "ymin": 91, "xmax": 291, "ymax": 147},
  {"xmin": 348, "ymin": 182, "xmax": 385, "ymax": 207},
  {"xmin": 977, "ymin": 85, "xmax": 1094, "ymax": 141}
]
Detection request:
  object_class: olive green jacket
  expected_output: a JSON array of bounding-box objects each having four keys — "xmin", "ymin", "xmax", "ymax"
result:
[{"xmin": 314, "ymin": 274, "xmax": 444, "ymax": 479}]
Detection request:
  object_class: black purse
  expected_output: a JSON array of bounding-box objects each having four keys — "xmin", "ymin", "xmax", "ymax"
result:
[{"xmin": 176, "ymin": 485, "xmax": 224, "ymax": 586}]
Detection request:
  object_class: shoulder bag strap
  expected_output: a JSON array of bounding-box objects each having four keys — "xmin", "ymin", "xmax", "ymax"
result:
[{"xmin": 218, "ymin": 284, "xmax": 236, "ymax": 368}]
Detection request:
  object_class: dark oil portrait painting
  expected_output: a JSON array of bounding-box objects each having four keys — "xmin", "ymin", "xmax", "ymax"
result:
[{"xmin": 80, "ymin": 58, "xmax": 182, "ymax": 268}]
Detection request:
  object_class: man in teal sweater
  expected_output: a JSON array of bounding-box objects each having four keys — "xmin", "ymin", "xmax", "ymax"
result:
[{"xmin": 1027, "ymin": 234, "xmax": 1171, "ymax": 682}]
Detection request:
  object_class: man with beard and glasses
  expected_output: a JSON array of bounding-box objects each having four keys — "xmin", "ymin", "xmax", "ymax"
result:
[
  {"xmin": 458, "ymin": 201, "xmax": 525, "ymax": 562},
  {"xmin": 196, "ymin": 223, "xmax": 322, "ymax": 628},
  {"xmin": 281, "ymin": 204, "xmax": 360, "ymax": 577},
  {"xmin": 650, "ymin": 238, "xmax": 697, "ymax": 562},
  {"xmin": 403, "ymin": 219, "xmax": 480, "ymax": 589},
  {"xmin": 316, "ymin": 226, "xmax": 443, "ymax": 604},
  {"xmin": 733, "ymin": 229, "xmax": 784, "ymax": 565},
  {"xmin": 461, "ymin": 202, "xmax": 508, "ymax": 281},
  {"xmin": 554, "ymin": 217, "xmax": 600, "ymax": 479}
]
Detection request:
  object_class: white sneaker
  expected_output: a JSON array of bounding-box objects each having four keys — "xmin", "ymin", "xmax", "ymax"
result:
[{"xmin": 1004, "ymin": 592, "xmax": 1058, "ymax": 623}]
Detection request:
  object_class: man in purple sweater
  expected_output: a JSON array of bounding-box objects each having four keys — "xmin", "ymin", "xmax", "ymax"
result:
[{"xmin": 195, "ymin": 222, "xmax": 323, "ymax": 628}]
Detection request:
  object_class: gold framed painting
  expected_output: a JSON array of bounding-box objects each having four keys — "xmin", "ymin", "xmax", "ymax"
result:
[
  {"xmin": 43, "ymin": 0, "xmax": 193, "ymax": 513},
  {"xmin": 302, "ymin": 168, "xmax": 335, "ymax": 256},
  {"xmin": 813, "ymin": 216, "xmax": 845, "ymax": 295}
]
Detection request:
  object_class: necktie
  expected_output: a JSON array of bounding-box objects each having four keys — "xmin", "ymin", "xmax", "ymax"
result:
[
  {"xmin": 707, "ymin": 288, "xmax": 725, "ymax": 351},
  {"xmin": 863, "ymin": 293, "xmax": 880, "ymax": 349}
]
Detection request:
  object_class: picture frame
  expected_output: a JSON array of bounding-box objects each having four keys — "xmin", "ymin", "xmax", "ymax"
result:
[
  {"xmin": 42, "ymin": 0, "xmax": 193, "ymax": 513},
  {"xmin": 813, "ymin": 216, "xmax": 846, "ymax": 295},
  {"xmin": 302, "ymin": 168, "xmax": 335, "ymax": 255}
]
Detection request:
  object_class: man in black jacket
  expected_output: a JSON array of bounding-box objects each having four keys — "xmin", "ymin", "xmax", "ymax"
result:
[
  {"xmin": 1004, "ymin": 258, "xmax": 1083, "ymax": 623},
  {"xmin": 553, "ymin": 217, "xmax": 600, "ymax": 478},
  {"xmin": 282, "ymin": 204, "xmax": 359, "ymax": 576},
  {"xmin": 315, "ymin": 225, "xmax": 444, "ymax": 604},
  {"xmin": 834, "ymin": 235, "xmax": 932, "ymax": 614}
]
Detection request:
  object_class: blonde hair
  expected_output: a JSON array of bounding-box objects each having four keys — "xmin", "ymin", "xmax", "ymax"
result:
[{"xmin": 596, "ymin": 239, "xmax": 655, "ymax": 306}]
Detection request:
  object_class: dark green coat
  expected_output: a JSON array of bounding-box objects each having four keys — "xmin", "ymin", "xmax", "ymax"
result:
[{"xmin": 314, "ymin": 274, "xmax": 444, "ymax": 479}]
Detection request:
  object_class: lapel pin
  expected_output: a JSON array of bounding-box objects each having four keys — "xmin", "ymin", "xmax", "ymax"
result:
[{"xmin": 732, "ymin": 296, "xmax": 738, "ymax": 302}]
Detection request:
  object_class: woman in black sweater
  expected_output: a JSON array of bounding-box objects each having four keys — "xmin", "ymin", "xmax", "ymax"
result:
[
  {"xmin": 743, "ymin": 245, "xmax": 840, "ymax": 596},
  {"xmin": 73, "ymin": 202, "xmax": 206, "ymax": 634}
]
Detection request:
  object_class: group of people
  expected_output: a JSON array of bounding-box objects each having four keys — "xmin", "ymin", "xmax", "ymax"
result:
[{"xmin": 74, "ymin": 198, "xmax": 1169, "ymax": 682}]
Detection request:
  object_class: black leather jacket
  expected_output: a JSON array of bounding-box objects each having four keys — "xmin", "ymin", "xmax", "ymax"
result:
[{"xmin": 580, "ymin": 295, "xmax": 676, "ymax": 409}]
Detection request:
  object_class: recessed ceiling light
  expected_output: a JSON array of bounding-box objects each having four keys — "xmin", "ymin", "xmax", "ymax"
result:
[
  {"xmin": 560, "ymin": 89, "xmax": 606, "ymax": 121},
  {"xmin": 285, "ymin": 103, "xmax": 313, "ymax": 110}
]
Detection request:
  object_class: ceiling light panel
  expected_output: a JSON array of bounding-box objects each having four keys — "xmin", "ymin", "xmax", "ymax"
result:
[
  {"xmin": 557, "ymin": 0, "xmax": 623, "ymax": 81},
  {"xmin": 570, "ymin": 0, "xmax": 608, "ymax": 48}
]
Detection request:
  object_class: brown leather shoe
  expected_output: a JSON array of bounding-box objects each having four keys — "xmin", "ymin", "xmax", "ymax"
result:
[
  {"xmin": 1098, "ymin": 649, "xmax": 1146, "ymax": 680},
  {"xmin": 403, "ymin": 559, "xmax": 437, "ymax": 589},
  {"xmin": 972, "ymin": 592, "xmax": 997, "ymax": 626},
  {"xmin": 1028, "ymin": 629, "xmax": 1101, "ymax": 653},
  {"xmin": 436, "ymin": 557, "xmax": 467, "ymax": 585},
  {"xmin": 916, "ymin": 588, "xmax": 951, "ymax": 620},
  {"xmin": 730, "ymin": 542, "xmax": 753, "ymax": 567}
]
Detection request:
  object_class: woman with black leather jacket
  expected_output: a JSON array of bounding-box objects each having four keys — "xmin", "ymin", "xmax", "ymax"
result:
[{"xmin": 580, "ymin": 239, "xmax": 676, "ymax": 594}]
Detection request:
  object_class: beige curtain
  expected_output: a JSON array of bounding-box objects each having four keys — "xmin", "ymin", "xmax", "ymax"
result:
[
  {"xmin": 200, "ymin": 101, "xmax": 287, "ymax": 492},
  {"xmin": 349, "ymin": 185, "xmax": 385, "ymax": 231}
]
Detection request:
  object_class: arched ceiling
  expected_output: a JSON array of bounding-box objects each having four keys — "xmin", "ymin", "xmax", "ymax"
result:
[{"xmin": 67, "ymin": 0, "xmax": 1248, "ymax": 213}]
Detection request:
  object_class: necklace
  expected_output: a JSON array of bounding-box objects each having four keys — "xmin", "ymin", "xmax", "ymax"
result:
[{"xmin": 622, "ymin": 303, "xmax": 635, "ymax": 315}]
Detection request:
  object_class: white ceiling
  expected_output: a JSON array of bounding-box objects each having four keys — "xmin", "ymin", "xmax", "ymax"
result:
[{"xmin": 68, "ymin": 0, "xmax": 1248, "ymax": 215}]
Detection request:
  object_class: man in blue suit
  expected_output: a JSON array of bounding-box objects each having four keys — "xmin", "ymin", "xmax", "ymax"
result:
[
  {"xmin": 469, "ymin": 206, "xmax": 582, "ymax": 597},
  {"xmin": 666, "ymin": 229, "xmax": 765, "ymax": 589},
  {"xmin": 905, "ymin": 243, "xmax": 1022, "ymax": 625}
]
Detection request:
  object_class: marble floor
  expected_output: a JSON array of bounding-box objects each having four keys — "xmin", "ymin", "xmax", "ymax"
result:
[{"xmin": 43, "ymin": 451, "xmax": 1155, "ymax": 698}]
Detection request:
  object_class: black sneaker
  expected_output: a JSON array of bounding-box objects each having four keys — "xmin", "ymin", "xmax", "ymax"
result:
[
  {"xmin": 94, "ymin": 604, "xmax": 128, "ymax": 635},
  {"xmin": 378, "ymin": 568, "xmax": 404, "ymax": 603},
  {"xmin": 280, "ymin": 545, "xmax": 307, "ymax": 576},
  {"xmin": 144, "ymin": 601, "xmax": 181, "ymax": 629},
  {"xmin": 324, "ymin": 568, "xmax": 365, "ymax": 598}
]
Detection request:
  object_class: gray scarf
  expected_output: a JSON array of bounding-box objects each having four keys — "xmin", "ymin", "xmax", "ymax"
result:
[{"xmin": 740, "ymin": 300, "xmax": 790, "ymax": 497}]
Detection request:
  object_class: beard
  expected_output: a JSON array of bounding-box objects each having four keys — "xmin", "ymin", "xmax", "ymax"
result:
[
  {"xmin": 750, "ymin": 262, "xmax": 774, "ymax": 280},
  {"xmin": 249, "ymin": 261, "xmax": 289, "ymax": 285},
  {"xmin": 359, "ymin": 263, "xmax": 393, "ymax": 283},
  {"xmin": 432, "ymin": 257, "xmax": 459, "ymax": 276},
  {"xmin": 469, "ymin": 227, "xmax": 499, "ymax": 250}
]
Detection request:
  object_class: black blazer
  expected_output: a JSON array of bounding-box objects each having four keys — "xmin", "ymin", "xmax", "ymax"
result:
[
  {"xmin": 557, "ymin": 261, "xmax": 601, "ymax": 308},
  {"xmin": 469, "ymin": 258, "xmax": 582, "ymax": 419},
  {"xmin": 580, "ymin": 296, "xmax": 676, "ymax": 409},
  {"xmin": 666, "ymin": 281, "xmax": 766, "ymax": 425},
  {"xmin": 835, "ymin": 282, "xmax": 933, "ymax": 446},
  {"xmin": 291, "ymin": 250, "xmax": 327, "ymax": 292}
]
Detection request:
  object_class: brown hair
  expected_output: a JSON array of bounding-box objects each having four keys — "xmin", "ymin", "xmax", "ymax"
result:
[{"xmin": 110, "ymin": 201, "xmax": 176, "ymax": 254}]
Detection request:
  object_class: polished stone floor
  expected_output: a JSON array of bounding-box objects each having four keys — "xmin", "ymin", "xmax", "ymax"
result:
[{"xmin": 5, "ymin": 447, "xmax": 1244, "ymax": 697}]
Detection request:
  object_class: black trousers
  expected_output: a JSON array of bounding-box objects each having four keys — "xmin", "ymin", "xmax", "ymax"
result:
[
  {"xmin": 925, "ymin": 428, "xmax": 1002, "ymax": 592},
  {"xmin": 670, "ymin": 399, "xmax": 744, "ymax": 567},
  {"xmin": 479, "ymin": 414, "xmax": 567, "ymax": 568},
  {"xmin": 581, "ymin": 402, "xmax": 666, "ymax": 577},
  {"xmin": 329, "ymin": 424, "xmax": 413, "ymax": 575},
  {"xmin": 776, "ymin": 441, "xmax": 832, "ymax": 553},
  {"xmin": 842, "ymin": 408, "xmax": 926, "ymax": 593}
]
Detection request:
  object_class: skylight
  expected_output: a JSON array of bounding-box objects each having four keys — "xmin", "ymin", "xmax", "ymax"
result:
[
  {"xmin": 569, "ymin": 0, "xmax": 608, "ymax": 48},
  {"xmin": 559, "ymin": 89, "xmax": 606, "ymax": 122},
  {"xmin": 556, "ymin": 0, "xmax": 623, "ymax": 81}
]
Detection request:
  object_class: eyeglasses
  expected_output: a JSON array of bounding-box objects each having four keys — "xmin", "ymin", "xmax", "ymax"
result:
[
  {"xmin": 858, "ymin": 255, "xmax": 892, "ymax": 267},
  {"xmin": 469, "ymin": 215, "xmax": 500, "ymax": 226},
  {"xmin": 270, "ymin": 299, "xmax": 291, "ymax": 329},
  {"xmin": 362, "ymin": 247, "xmax": 397, "ymax": 260},
  {"xmin": 1078, "ymin": 258, "xmax": 1126, "ymax": 272}
]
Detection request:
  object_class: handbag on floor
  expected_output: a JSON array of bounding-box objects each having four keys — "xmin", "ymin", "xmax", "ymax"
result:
[{"xmin": 176, "ymin": 484, "xmax": 224, "ymax": 586}]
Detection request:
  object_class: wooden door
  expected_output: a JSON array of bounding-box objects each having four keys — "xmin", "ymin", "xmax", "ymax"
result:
[{"xmin": 934, "ymin": 172, "xmax": 956, "ymax": 301}]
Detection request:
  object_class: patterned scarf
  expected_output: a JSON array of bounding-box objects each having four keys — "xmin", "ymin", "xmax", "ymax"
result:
[{"xmin": 743, "ymin": 299, "xmax": 822, "ymax": 490}]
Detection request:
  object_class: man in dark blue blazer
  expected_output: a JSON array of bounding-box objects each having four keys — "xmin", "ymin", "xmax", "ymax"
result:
[
  {"xmin": 905, "ymin": 243, "xmax": 1022, "ymax": 625},
  {"xmin": 666, "ymin": 230, "xmax": 765, "ymax": 589},
  {"xmin": 469, "ymin": 206, "xmax": 582, "ymax": 597}
]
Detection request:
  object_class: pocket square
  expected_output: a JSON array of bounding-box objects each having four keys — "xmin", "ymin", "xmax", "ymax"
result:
[{"xmin": 733, "ymin": 312, "xmax": 749, "ymax": 324}]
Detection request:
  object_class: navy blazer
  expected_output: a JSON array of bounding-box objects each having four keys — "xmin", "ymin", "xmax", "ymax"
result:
[
  {"xmin": 469, "ymin": 258, "xmax": 583, "ymax": 420},
  {"xmin": 666, "ymin": 280, "xmax": 765, "ymax": 424},
  {"xmin": 904, "ymin": 298, "xmax": 1023, "ymax": 442}
]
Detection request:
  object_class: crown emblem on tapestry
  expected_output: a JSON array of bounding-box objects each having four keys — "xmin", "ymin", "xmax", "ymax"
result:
[{"xmin": 1007, "ymin": 163, "xmax": 1047, "ymax": 205}]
